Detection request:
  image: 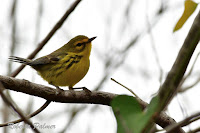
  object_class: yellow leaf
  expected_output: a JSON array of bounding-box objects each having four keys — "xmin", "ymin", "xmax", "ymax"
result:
[{"xmin": 173, "ymin": 0, "xmax": 198, "ymax": 32}]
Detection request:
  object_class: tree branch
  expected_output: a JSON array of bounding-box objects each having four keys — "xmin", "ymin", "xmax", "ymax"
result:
[
  {"xmin": 0, "ymin": 75, "xmax": 184, "ymax": 132},
  {"xmin": 0, "ymin": 75, "xmax": 115, "ymax": 105},
  {"xmin": 0, "ymin": 100, "xmax": 50, "ymax": 127},
  {"xmin": 0, "ymin": 82, "xmax": 40, "ymax": 133},
  {"xmin": 157, "ymin": 10, "xmax": 200, "ymax": 112},
  {"xmin": 178, "ymin": 51, "xmax": 200, "ymax": 93},
  {"xmin": 165, "ymin": 112, "xmax": 200, "ymax": 133}
]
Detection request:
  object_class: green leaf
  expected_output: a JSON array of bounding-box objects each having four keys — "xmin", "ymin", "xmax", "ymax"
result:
[
  {"xmin": 173, "ymin": 0, "xmax": 198, "ymax": 32},
  {"xmin": 111, "ymin": 95, "xmax": 159, "ymax": 133},
  {"xmin": 141, "ymin": 96, "xmax": 159, "ymax": 132}
]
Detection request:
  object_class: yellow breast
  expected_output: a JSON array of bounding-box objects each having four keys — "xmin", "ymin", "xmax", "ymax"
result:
[{"xmin": 38, "ymin": 54, "xmax": 90, "ymax": 88}]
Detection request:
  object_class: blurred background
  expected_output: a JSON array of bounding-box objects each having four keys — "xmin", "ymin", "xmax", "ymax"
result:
[{"xmin": 0, "ymin": 0, "xmax": 200, "ymax": 132}]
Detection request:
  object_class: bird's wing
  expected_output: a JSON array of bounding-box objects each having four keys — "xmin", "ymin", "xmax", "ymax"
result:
[{"xmin": 30, "ymin": 53, "xmax": 68, "ymax": 66}]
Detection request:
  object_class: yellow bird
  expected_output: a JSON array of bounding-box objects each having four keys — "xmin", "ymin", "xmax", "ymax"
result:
[{"xmin": 9, "ymin": 35, "xmax": 96, "ymax": 91}]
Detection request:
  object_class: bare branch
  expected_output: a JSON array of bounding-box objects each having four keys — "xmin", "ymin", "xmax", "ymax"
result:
[
  {"xmin": 0, "ymin": 100, "xmax": 50, "ymax": 127},
  {"xmin": 179, "ymin": 76, "xmax": 200, "ymax": 93},
  {"xmin": 145, "ymin": 4, "xmax": 163, "ymax": 85},
  {"xmin": 178, "ymin": 51, "xmax": 200, "ymax": 92},
  {"xmin": 165, "ymin": 112, "xmax": 200, "ymax": 133},
  {"xmin": 183, "ymin": 52, "xmax": 200, "ymax": 81},
  {"xmin": 157, "ymin": 10, "xmax": 200, "ymax": 112},
  {"xmin": 0, "ymin": 75, "xmax": 115, "ymax": 105},
  {"xmin": 188, "ymin": 127, "xmax": 200, "ymax": 133},
  {"xmin": 0, "ymin": 82, "xmax": 40, "ymax": 133},
  {"xmin": 0, "ymin": 75, "xmax": 184, "ymax": 132},
  {"xmin": 59, "ymin": 106, "xmax": 87, "ymax": 133}
]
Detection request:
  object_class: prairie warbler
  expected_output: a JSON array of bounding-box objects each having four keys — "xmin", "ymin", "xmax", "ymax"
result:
[{"xmin": 9, "ymin": 35, "xmax": 96, "ymax": 91}]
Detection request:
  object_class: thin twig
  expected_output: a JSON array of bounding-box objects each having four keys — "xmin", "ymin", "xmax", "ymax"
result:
[
  {"xmin": 188, "ymin": 127, "xmax": 200, "ymax": 133},
  {"xmin": 178, "ymin": 51, "xmax": 200, "ymax": 92},
  {"xmin": 175, "ymin": 95, "xmax": 189, "ymax": 127},
  {"xmin": 59, "ymin": 106, "xmax": 86, "ymax": 133},
  {"xmin": 165, "ymin": 112, "xmax": 200, "ymax": 133},
  {"xmin": 180, "ymin": 52, "xmax": 200, "ymax": 85},
  {"xmin": 3, "ymin": 1, "xmax": 18, "ymax": 131},
  {"xmin": 0, "ymin": 100, "xmax": 50, "ymax": 127},
  {"xmin": 8, "ymin": 0, "xmax": 17, "ymax": 75},
  {"xmin": 179, "ymin": 76, "xmax": 200, "ymax": 93},
  {"xmin": 111, "ymin": 78, "xmax": 139, "ymax": 98},
  {"xmin": 34, "ymin": 0, "xmax": 43, "ymax": 45},
  {"xmin": 0, "ymin": 82, "xmax": 40, "ymax": 133},
  {"xmin": 145, "ymin": 2, "xmax": 163, "ymax": 85},
  {"xmin": 178, "ymin": 52, "xmax": 200, "ymax": 93}
]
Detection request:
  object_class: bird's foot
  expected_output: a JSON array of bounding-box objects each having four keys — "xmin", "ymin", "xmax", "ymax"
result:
[
  {"xmin": 55, "ymin": 86, "xmax": 64, "ymax": 95},
  {"xmin": 69, "ymin": 87, "xmax": 91, "ymax": 93},
  {"xmin": 82, "ymin": 87, "xmax": 91, "ymax": 93}
]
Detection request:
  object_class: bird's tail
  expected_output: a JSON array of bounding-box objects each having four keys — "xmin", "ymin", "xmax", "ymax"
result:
[{"xmin": 9, "ymin": 56, "xmax": 32, "ymax": 65}]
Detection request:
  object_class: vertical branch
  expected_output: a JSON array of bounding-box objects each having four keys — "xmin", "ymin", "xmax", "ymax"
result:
[
  {"xmin": 58, "ymin": 106, "xmax": 86, "ymax": 133},
  {"xmin": 22, "ymin": 2, "xmax": 43, "ymax": 131},
  {"xmin": 157, "ymin": 10, "xmax": 200, "ymax": 113},
  {"xmin": 145, "ymin": 0, "xmax": 163, "ymax": 85},
  {"xmin": 146, "ymin": 9, "xmax": 200, "ymax": 132},
  {"xmin": 8, "ymin": 0, "xmax": 17, "ymax": 74},
  {"xmin": 22, "ymin": 97, "xmax": 34, "ymax": 133},
  {"xmin": 178, "ymin": 51, "xmax": 200, "ymax": 93},
  {"xmin": 3, "ymin": 1, "xmax": 18, "ymax": 133},
  {"xmin": 34, "ymin": 0, "xmax": 43, "ymax": 45}
]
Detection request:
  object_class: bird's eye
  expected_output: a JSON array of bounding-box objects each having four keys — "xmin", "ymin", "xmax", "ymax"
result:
[{"xmin": 76, "ymin": 43, "xmax": 82, "ymax": 47}]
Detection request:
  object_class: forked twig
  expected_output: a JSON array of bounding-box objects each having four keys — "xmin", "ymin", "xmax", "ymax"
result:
[
  {"xmin": 178, "ymin": 51, "xmax": 200, "ymax": 91},
  {"xmin": 0, "ymin": 101, "xmax": 50, "ymax": 127},
  {"xmin": 165, "ymin": 112, "xmax": 200, "ymax": 133},
  {"xmin": 0, "ymin": 82, "xmax": 40, "ymax": 133}
]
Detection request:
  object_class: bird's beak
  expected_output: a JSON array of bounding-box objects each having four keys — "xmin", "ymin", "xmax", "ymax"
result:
[{"xmin": 88, "ymin": 36, "xmax": 97, "ymax": 42}]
